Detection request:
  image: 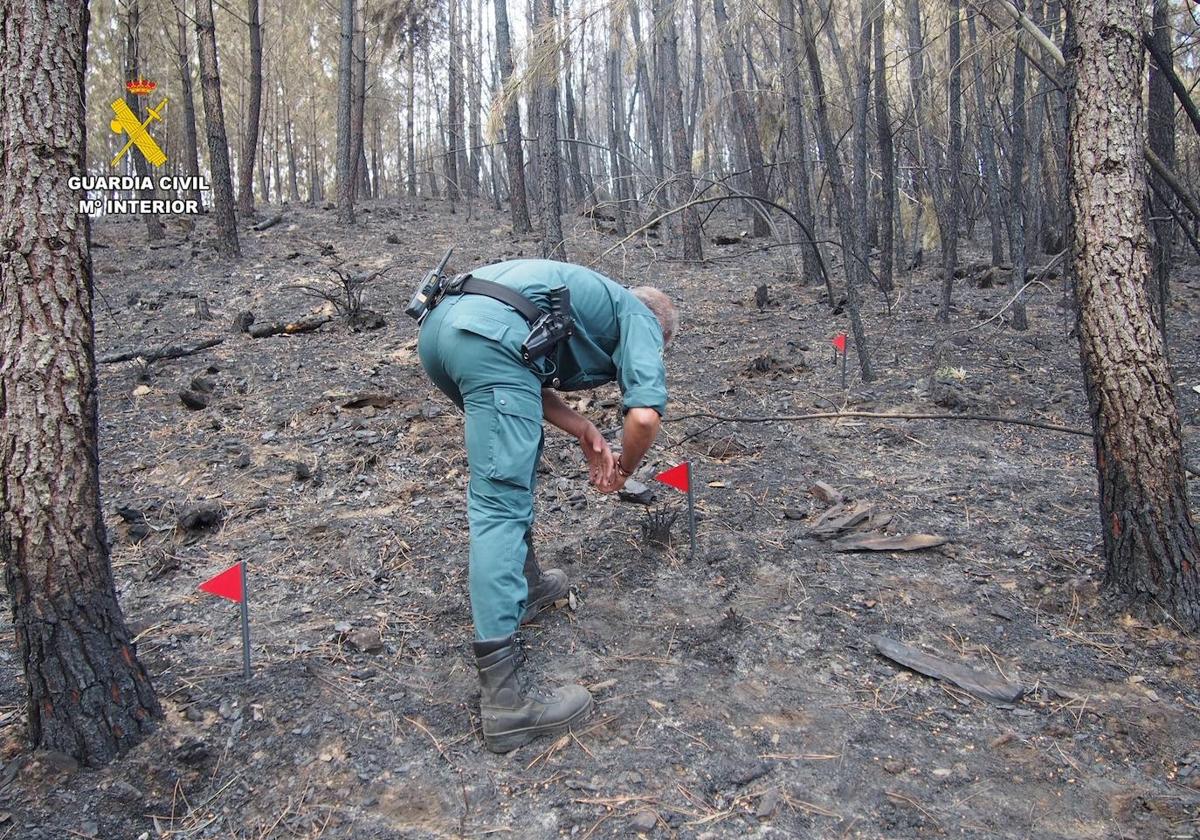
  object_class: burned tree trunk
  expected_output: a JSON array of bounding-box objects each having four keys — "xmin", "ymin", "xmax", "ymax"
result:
[
  {"xmin": 873, "ymin": 8, "xmax": 895, "ymax": 295},
  {"xmin": 533, "ymin": 0, "xmax": 566, "ymax": 259},
  {"xmin": 628, "ymin": 2, "xmax": 665, "ymax": 190},
  {"xmin": 122, "ymin": 0, "xmax": 164, "ymax": 241},
  {"xmin": 195, "ymin": 0, "xmax": 240, "ymax": 255},
  {"xmin": 713, "ymin": 0, "xmax": 770, "ymax": 237},
  {"xmin": 0, "ymin": 0, "xmax": 162, "ymax": 765},
  {"xmin": 1067, "ymin": 0, "xmax": 1200, "ymax": 629},
  {"xmin": 237, "ymin": 0, "xmax": 263, "ymax": 216},
  {"xmin": 335, "ymin": 0, "xmax": 355, "ymax": 222},
  {"xmin": 350, "ymin": 2, "xmax": 369, "ymax": 201},
  {"xmin": 778, "ymin": 0, "xmax": 826, "ymax": 296},
  {"xmin": 173, "ymin": 5, "xmax": 204, "ymax": 210},
  {"xmin": 938, "ymin": 0, "xmax": 962, "ymax": 322},
  {"xmin": 447, "ymin": 0, "xmax": 464, "ymax": 200},
  {"xmin": 800, "ymin": 5, "xmax": 873, "ymax": 382},
  {"xmin": 405, "ymin": 38, "xmax": 417, "ymax": 198},
  {"xmin": 1008, "ymin": 1, "xmax": 1029, "ymax": 330},
  {"xmin": 1147, "ymin": 0, "xmax": 1174, "ymax": 338},
  {"xmin": 967, "ymin": 12, "xmax": 1006, "ymax": 266},
  {"xmin": 494, "ymin": 0, "xmax": 532, "ymax": 231},
  {"xmin": 654, "ymin": 0, "xmax": 704, "ymax": 260}
]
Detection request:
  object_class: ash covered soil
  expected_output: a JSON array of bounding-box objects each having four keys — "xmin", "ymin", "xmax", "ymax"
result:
[{"xmin": 1, "ymin": 199, "xmax": 1199, "ymax": 839}]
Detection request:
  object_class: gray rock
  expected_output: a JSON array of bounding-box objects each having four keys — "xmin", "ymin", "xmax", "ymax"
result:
[{"xmin": 630, "ymin": 810, "xmax": 657, "ymax": 832}]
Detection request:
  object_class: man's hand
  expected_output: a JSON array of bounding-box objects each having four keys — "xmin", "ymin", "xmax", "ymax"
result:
[
  {"xmin": 596, "ymin": 463, "xmax": 628, "ymax": 494},
  {"xmin": 597, "ymin": 407, "xmax": 661, "ymax": 495},
  {"xmin": 579, "ymin": 422, "xmax": 617, "ymax": 490}
]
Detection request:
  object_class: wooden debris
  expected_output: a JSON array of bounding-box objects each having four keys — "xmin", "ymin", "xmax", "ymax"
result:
[
  {"xmin": 252, "ymin": 213, "xmax": 284, "ymax": 231},
  {"xmin": 248, "ymin": 313, "xmax": 331, "ymax": 338},
  {"xmin": 340, "ymin": 393, "xmax": 398, "ymax": 410},
  {"xmin": 809, "ymin": 481, "xmax": 844, "ymax": 505},
  {"xmin": 870, "ymin": 635, "xmax": 1025, "ymax": 704},
  {"xmin": 807, "ymin": 501, "xmax": 874, "ymax": 539},
  {"xmin": 805, "ymin": 483, "xmax": 939, "ymax": 550},
  {"xmin": 831, "ymin": 533, "xmax": 945, "ymax": 552},
  {"xmin": 99, "ymin": 337, "xmax": 223, "ymax": 364},
  {"xmin": 618, "ymin": 478, "xmax": 654, "ymax": 505}
]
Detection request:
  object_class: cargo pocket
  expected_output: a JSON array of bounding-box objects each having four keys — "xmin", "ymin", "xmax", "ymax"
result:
[
  {"xmin": 488, "ymin": 387, "xmax": 543, "ymax": 489},
  {"xmin": 451, "ymin": 314, "xmax": 512, "ymax": 344}
]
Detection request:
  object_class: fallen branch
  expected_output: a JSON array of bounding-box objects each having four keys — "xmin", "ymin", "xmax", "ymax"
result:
[
  {"xmin": 252, "ymin": 213, "xmax": 284, "ymax": 232},
  {"xmin": 666, "ymin": 409, "xmax": 1091, "ymax": 437},
  {"xmin": 247, "ymin": 313, "xmax": 330, "ymax": 338},
  {"xmin": 99, "ymin": 337, "xmax": 223, "ymax": 364}
]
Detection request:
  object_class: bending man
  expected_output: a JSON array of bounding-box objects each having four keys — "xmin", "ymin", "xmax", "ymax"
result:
[{"xmin": 417, "ymin": 258, "xmax": 677, "ymax": 753}]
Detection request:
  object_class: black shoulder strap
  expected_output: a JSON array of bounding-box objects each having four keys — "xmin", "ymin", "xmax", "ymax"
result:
[{"xmin": 458, "ymin": 277, "xmax": 543, "ymax": 324}]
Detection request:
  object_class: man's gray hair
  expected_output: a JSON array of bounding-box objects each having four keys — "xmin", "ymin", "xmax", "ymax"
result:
[{"xmin": 631, "ymin": 286, "xmax": 679, "ymax": 345}]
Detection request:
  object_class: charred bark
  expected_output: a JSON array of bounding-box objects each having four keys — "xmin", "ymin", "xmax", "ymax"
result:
[
  {"xmin": 1066, "ymin": 0, "xmax": 1200, "ymax": 629},
  {"xmin": 173, "ymin": 6, "xmax": 204, "ymax": 210},
  {"xmin": 335, "ymin": 0, "xmax": 355, "ymax": 222},
  {"xmin": 237, "ymin": 0, "xmax": 263, "ymax": 216},
  {"xmin": 494, "ymin": 0, "xmax": 532, "ymax": 231},
  {"xmin": 0, "ymin": 0, "xmax": 163, "ymax": 765},
  {"xmin": 195, "ymin": 0, "xmax": 240, "ymax": 255}
]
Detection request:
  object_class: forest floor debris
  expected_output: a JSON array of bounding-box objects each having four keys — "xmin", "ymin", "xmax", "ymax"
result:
[{"xmin": 0, "ymin": 200, "xmax": 1198, "ymax": 838}]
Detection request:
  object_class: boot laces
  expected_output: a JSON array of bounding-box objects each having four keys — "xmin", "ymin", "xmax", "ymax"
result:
[{"xmin": 511, "ymin": 633, "xmax": 553, "ymax": 702}]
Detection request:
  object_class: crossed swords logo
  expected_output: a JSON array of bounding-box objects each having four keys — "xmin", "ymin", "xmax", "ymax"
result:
[{"xmin": 110, "ymin": 96, "xmax": 168, "ymax": 167}]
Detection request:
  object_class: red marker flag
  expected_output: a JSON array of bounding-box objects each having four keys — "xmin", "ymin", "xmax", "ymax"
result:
[
  {"xmin": 199, "ymin": 561, "xmax": 244, "ymax": 603},
  {"xmin": 655, "ymin": 462, "xmax": 690, "ymax": 493},
  {"xmin": 832, "ymin": 333, "xmax": 847, "ymax": 353}
]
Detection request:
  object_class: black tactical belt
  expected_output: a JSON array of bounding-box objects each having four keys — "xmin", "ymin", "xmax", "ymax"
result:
[{"xmin": 440, "ymin": 274, "xmax": 542, "ymax": 324}]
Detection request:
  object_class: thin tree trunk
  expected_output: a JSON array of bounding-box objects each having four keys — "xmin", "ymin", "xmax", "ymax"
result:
[
  {"xmin": 713, "ymin": 0, "xmax": 770, "ymax": 237},
  {"xmin": 800, "ymin": 4, "xmax": 873, "ymax": 382},
  {"xmin": 967, "ymin": 12, "xmax": 1005, "ymax": 266},
  {"xmin": 607, "ymin": 7, "xmax": 630, "ymax": 235},
  {"xmin": 0, "ymin": 0, "xmax": 163, "ymax": 766},
  {"xmin": 628, "ymin": 3, "xmax": 665, "ymax": 191},
  {"xmin": 173, "ymin": 6, "xmax": 204, "ymax": 210},
  {"xmin": 405, "ymin": 40, "xmax": 417, "ymax": 198},
  {"xmin": 1066, "ymin": 0, "xmax": 1200, "ymax": 629},
  {"xmin": 237, "ymin": 0, "xmax": 262, "ymax": 216},
  {"xmin": 494, "ymin": 0, "xmax": 532, "ymax": 230},
  {"xmin": 903, "ymin": 0, "xmax": 929, "ymax": 268},
  {"xmin": 467, "ymin": 0, "xmax": 483, "ymax": 199},
  {"xmin": 873, "ymin": 9, "xmax": 895, "ymax": 295},
  {"xmin": 1008, "ymin": 1, "xmax": 1029, "ymax": 330},
  {"xmin": 195, "ymin": 0, "xmax": 240, "ymax": 254},
  {"xmin": 336, "ymin": 0, "xmax": 355, "ymax": 221},
  {"xmin": 853, "ymin": 0, "xmax": 871, "ymax": 273},
  {"xmin": 779, "ymin": 0, "xmax": 827, "ymax": 299},
  {"xmin": 123, "ymin": 0, "xmax": 164, "ymax": 241},
  {"xmin": 284, "ymin": 95, "xmax": 300, "ymax": 203},
  {"xmin": 447, "ymin": 0, "xmax": 464, "ymax": 200},
  {"xmin": 1147, "ymin": 0, "xmax": 1174, "ymax": 339},
  {"xmin": 654, "ymin": 0, "xmax": 703, "ymax": 260},
  {"xmin": 561, "ymin": 0, "xmax": 586, "ymax": 207},
  {"xmin": 350, "ymin": 1, "xmax": 368, "ymax": 201},
  {"xmin": 938, "ymin": 0, "xmax": 962, "ymax": 322},
  {"xmin": 534, "ymin": 0, "xmax": 566, "ymax": 259}
]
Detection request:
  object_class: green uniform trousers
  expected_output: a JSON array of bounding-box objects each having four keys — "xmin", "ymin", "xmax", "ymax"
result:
[{"xmin": 417, "ymin": 294, "xmax": 545, "ymax": 640}]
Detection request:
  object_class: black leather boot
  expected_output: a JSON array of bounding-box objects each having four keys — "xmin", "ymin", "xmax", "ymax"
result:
[
  {"xmin": 473, "ymin": 634, "xmax": 593, "ymax": 754},
  {"xmin": 521, "ymin": 540, "xmax": 568, "ymax": 624}
]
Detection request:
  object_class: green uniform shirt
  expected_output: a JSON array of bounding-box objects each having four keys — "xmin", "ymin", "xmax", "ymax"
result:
[{"xmin": 465, "ymin": 259, "xmax": 668, "ymax": 415}]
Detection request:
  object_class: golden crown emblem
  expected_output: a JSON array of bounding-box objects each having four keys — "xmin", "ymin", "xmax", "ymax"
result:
[{"xmin": 125, "ymin": 78, "xmax": 157, "ymax": 96}]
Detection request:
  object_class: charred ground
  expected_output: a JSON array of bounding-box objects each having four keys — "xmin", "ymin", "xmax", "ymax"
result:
[{"xmin": 0, "ymin": 200, "xmax": 1198, "ymax": 839}]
